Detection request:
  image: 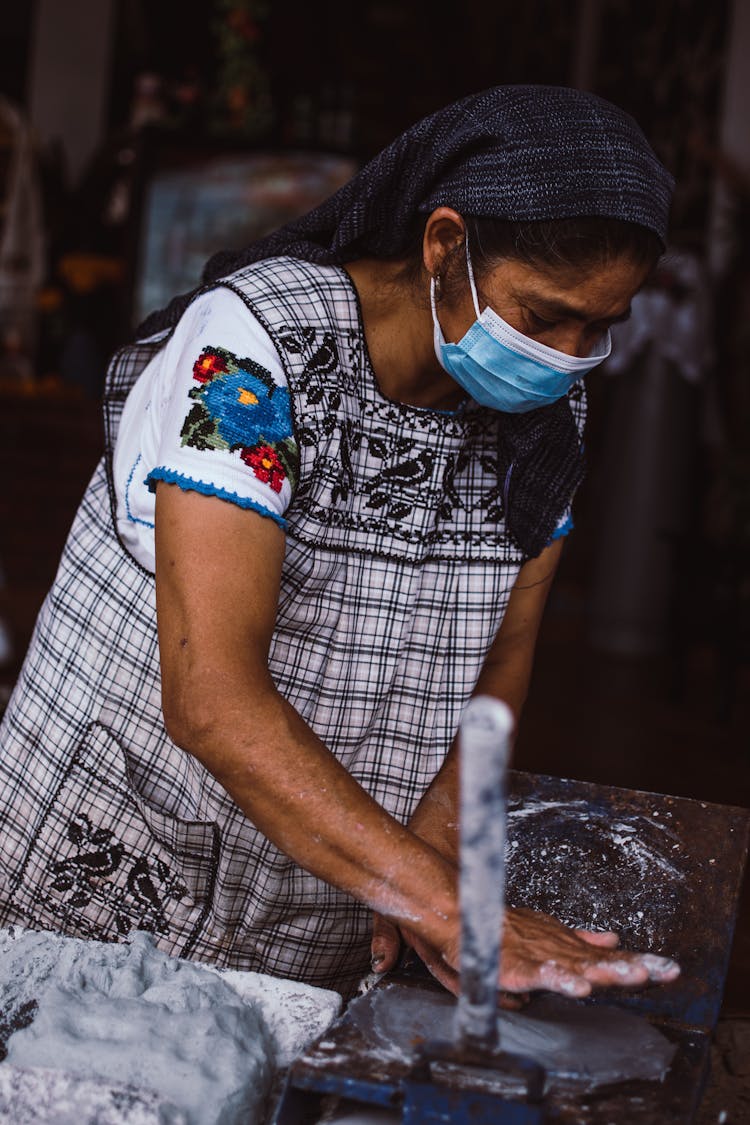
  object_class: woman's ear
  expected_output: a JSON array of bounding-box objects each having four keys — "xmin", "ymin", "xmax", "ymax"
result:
[{"xmin": 422, "ymin": 207, "xmax": 467, "ymax": 279}]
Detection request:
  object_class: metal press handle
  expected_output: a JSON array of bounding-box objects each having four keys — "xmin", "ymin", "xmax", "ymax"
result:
[{"xmin": 455, "ymin": 695, "xmax": 514, "ymax": 1052}]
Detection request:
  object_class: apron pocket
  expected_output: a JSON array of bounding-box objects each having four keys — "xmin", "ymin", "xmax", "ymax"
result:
[{"xmin": 11, "ymin": 722, "xmax": 220, "ymax": 958}]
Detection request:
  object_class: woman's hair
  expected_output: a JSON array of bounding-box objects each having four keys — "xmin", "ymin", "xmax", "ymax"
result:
[
  {"xmin": 395, "ymin": 213, "xmax": 662, "ymax": 293},
  {"xmin": 466, "ymin": 214, "xmax": 663, "ymax": 273}
]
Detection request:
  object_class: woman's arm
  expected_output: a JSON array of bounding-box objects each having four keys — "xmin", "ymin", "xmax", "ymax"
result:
[
  {"xmin": 155, "ymin": 483, "xmax": 458, "ymax": 952},
  {"xmin": 370, "ymin": 540, "xmax": 571, "ymax": 979},
  {"xmin": 404, "ymin": 538, "xmax": 565, "ymax": 869},
  {"xmin": 370, "ymin": 539, "xmax": 678, "ymax": 993},
  {"xmin": 156, "ymin": 486, "xmax": 678, "ymax": 995}
]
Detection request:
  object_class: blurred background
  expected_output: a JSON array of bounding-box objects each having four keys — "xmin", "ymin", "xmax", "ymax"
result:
[{"xmin": 0, "ymin": 0, "xmax": 748, "ymax": 1103}]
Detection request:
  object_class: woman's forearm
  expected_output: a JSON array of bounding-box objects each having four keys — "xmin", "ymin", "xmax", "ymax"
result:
[{"xmin": 406, "ymin": 651, "xmax": 537, "ymax": 865}]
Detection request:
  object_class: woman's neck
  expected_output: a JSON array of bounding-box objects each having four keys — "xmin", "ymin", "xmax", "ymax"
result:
[{"xmin": 343, "ymin": 259, "xmax": 465, "ymax": 410}]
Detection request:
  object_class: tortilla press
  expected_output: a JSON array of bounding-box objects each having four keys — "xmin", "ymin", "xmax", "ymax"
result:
[{"xmin": 272, "ymin": 698, "xmax": 749, "ymax": 1124}]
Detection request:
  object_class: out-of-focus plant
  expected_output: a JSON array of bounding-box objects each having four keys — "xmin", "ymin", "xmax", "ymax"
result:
[{"xmin": 210, "ymin": 0, "xmax": 273, "ymax": 139}]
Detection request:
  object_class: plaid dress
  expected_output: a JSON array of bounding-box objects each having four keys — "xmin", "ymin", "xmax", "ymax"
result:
[{"xmin": 0, "ymin": 258, "xmax": 583, "ymax": 993}]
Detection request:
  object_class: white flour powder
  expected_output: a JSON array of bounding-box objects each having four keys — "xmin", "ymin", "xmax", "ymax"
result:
[{"xmin": 0, "ymin": 930, "xmax": 274, "ymax": 1124}]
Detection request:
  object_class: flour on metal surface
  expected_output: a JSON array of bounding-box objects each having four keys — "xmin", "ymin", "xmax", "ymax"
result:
[{"xmin": 505, "ymin": 798, "xmax": 686, "ymax": 947}]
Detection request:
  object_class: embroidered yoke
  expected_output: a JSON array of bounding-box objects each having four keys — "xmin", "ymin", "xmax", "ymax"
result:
[{"xmin": 0, "ymin": 258, "xmax": 585, "ymax": 993}]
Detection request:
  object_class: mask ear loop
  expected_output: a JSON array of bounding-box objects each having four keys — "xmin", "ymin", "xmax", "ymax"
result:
[{"xmin": 464, "ymin": 234, "xmax": 482, "ymax": 320}]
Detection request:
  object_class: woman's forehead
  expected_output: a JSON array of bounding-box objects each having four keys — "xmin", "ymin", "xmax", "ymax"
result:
[{"xmin": 481, "ymin": 256, "xmax": 648, "ymax": 319}]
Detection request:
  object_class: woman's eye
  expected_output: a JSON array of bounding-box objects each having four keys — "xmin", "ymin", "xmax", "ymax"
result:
[{"xmin": 526, "ymin": 310, "xmax": 557, "ymax": 331}]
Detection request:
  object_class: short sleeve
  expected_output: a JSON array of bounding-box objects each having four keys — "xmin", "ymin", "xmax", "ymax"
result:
[
  {"xmin": 548, "ymin": 508, "xmax": 573, "ymax": 543},
  {"xmin": 113, "ymin": 286, "xmax": 298, "ymax": 572},
  {"xmin": 145, "ymin": 287, "xmax": 298, "ymax": 525}
]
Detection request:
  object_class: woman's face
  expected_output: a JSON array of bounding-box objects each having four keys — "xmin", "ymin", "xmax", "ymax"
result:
[
  {"xmin": 424, "ymin": 208, "xmax": 651, "ymax": 359},
  {"xmin": 442, "ymin": 254, "xmax": 648, "ymax": 358}
]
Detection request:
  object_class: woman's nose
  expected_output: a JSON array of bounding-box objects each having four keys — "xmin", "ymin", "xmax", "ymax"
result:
[{"xmin": 548, "ymin": 326, "xmax": 596, "ymax": 359}]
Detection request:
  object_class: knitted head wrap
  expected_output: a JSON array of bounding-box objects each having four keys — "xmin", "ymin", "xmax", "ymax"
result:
[{"xmin": 136, "ymin": 85, "xmax": 673, "ymax": 557}]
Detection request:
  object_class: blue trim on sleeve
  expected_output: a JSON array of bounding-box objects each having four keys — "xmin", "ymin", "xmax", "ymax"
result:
[
  {"xmin": 548, "ymin": 511, "xmax": 574, "ymax": 543},
  {"xmin": 145, "ymin": 467, "xmax": 288, "ymax": 530}
]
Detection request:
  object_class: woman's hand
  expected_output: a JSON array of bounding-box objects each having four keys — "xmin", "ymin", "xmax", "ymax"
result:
[
  {"xmin": 496, "ymin": 907, "xmax": 679, "ymax": 996},
  {"xmin": 370, "ymin": 905, "xmax": 679, "ymax": 999}
]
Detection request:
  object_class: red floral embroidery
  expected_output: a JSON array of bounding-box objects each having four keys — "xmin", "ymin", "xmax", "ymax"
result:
[
  {"xmin": 241, "ymin": 443, "xmax": 286, "ymax": 493},
  {"xmin": 193, "ymin": 350, "xmax": 228, "ymax": 383}
]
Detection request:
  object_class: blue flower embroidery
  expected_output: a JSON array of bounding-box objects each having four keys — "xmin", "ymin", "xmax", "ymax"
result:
[{"xmin": 180, "ymin": 346, "xmax": 299, "ymax": 491}]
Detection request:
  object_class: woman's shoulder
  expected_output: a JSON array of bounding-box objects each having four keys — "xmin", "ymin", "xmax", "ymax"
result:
[
  {"xmin": 218, "ymin": 256, "xmax": 353, "ymax": 307},
  {"xmin": 170, "ymin": 285, "xmax": 279, "ymax": 363},
  {"xmin": 213, "ymin": 257, "xmax": 359, "ymax": 343}
]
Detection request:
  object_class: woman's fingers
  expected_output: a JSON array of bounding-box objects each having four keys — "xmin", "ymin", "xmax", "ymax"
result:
[
  {"xmin": 499, "ymin": 907, "xmax": 680, "ymax": 996},
  {"xmin": 370, "ymin": 917, "xmax": 461, "ymax": 993},
  {"xmin": 510, "ymin": 949, "xmax": 680, "ymax": 995},
  {"xmin": 578, "ymin": 956, "xmax": 650, "ymax": 988},
  {"xmin": 637, "ymin": 953, "xmax": 681, "ymax": 982},
  {"xmin": 417, "ymin": 937, "xmax": 461, "ymax": 995},
  {"xmin": 537, "ymin": 961, "xmax": 592, "ymax": 997},
  {"xmin": 370, "ymin": 912, "xmax": 401, "ymax": 973},
  {"xmin": 557, "ymin": 950, "xmax": 680, "ymax": 992},
  {"xmin": 574, "ymin": 928, "xmax": 620, "ymax": 948}
]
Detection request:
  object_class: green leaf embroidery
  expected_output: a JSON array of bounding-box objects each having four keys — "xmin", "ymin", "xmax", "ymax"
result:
[
  {"xmin": 275, "ymin": 436, "xmax": 300, "ymax": 491},
  {"xmin": 180, "ymin": 402, "xmax": 229, "ymax": 452}
]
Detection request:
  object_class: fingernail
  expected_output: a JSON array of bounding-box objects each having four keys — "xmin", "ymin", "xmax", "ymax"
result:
[
  {"xmin": 641, "ymin": 954, "xmax": 680, "ymax": 979},
  {"xmin": 371, "ymin": 953, "xmax": 386, "ymax": 972},
  {"xmin": 561, "ymin": 977, "xmax": 590, "ymax": 997}
]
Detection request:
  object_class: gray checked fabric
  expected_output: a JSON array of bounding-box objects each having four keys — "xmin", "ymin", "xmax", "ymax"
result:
[{"xmin": 0, "ymin": 258, "xmax": 585, "ymax": 993}]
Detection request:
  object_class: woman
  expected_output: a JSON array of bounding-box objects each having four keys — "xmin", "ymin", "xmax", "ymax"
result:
[{"xmin": 0, "ymin": 85, "xmax": 679, "ymax": 999}]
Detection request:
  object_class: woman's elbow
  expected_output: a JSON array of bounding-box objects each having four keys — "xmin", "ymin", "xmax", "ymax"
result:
[
  {"xmin": 160, "ymin": 661, "xmax": 277, "ymax": 771},
  {"xmin": 161, "ymin": 678, "xmax": 217, "ymax": 755}
]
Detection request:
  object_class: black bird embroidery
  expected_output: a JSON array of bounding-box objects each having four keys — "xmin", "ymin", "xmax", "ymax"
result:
[{"xmin": 365, "ymin": 450, "xmax": 436, "ymax": 514}]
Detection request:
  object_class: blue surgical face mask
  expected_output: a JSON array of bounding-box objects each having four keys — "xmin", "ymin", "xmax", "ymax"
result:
[{"xmin": 431, "ymin": 241, "xmax": 612, "ymax": 413}]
